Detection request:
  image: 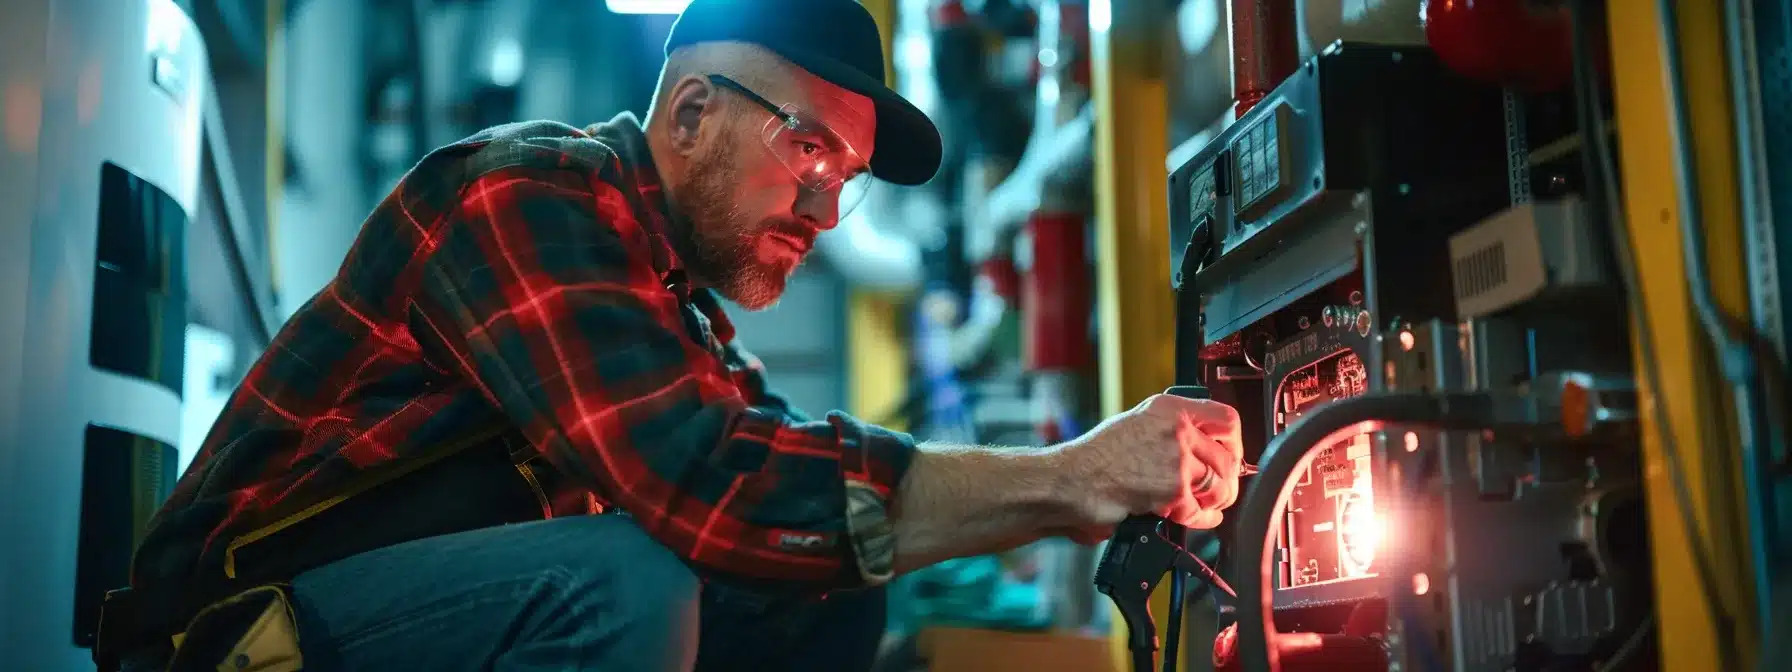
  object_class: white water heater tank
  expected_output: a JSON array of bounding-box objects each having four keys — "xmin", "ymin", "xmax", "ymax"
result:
[{"xmin": 0, "ymin": 1, "xmax": 209, "ymax": 669}]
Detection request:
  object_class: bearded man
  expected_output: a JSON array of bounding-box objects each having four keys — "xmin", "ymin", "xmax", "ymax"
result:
[{"xmin": 107, "ymin": 1, "xmax": 1245, "ymax": 670}]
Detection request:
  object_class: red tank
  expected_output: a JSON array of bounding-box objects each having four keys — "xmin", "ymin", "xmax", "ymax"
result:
[{"xmin": 1423, "ymin": 0, "xmax": 1576, "ymax": 92}]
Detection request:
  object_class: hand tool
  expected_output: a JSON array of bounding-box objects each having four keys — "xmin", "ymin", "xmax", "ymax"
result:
[{"xmin": 1093, "ymin": 385, "xmax": 1246, "ymax": 672}]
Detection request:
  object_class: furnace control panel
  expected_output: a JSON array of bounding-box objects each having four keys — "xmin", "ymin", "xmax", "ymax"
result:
[{"xmin": 1233, "ymin": 103, "xmax": 1294, "ymax": 217}]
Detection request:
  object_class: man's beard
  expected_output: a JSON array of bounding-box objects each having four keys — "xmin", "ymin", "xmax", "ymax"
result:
[{"xmin": 679, "ymin": 138, "xmax": 810, "ymax": 310}]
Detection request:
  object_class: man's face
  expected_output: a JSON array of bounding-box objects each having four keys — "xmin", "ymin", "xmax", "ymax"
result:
[{"xmin": 677, "ymin": 70, "xmax": 876, "ymax": 310}]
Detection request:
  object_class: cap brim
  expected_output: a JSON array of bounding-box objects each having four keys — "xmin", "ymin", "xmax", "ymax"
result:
[{"xmin": 774, "ymin": 47, "xmax": 943, "ymax": 187}]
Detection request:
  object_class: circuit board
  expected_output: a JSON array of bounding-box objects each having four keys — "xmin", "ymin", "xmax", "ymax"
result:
[{"xmin": 1271, "ymin": 342, "xmax": 1378, "ymax": 590}]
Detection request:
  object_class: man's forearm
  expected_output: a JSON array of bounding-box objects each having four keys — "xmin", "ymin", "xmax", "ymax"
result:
[{"xmin": 888, "ymin": 442, "xmax": 1086, "ymax": 575}]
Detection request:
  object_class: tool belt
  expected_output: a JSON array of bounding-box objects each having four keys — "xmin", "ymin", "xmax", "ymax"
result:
[{"xmin": 94, "ymin": 425, "xmax": 561, "ymax": 671}]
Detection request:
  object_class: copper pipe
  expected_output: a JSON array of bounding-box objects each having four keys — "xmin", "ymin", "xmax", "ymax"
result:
[{"xmin": 1229, "ymin": 0, "xmax": 1300, "ymax": 117}]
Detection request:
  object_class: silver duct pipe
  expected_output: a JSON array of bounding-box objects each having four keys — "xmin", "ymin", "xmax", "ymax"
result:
[
  {"xmin": 818, "ymin": 192, "xmax": 930, "ymax": 291},
  {"xmin": 968, "ymin": 105, "xmax": 1094, "ymax": 262}
]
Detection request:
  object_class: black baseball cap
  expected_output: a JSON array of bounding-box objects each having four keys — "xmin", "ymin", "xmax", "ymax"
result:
[{"xmin": 665, "ymin": 0, "xmax": 944, "ymax": 186}]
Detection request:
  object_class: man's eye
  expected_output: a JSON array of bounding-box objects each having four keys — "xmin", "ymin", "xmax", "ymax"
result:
[{"xmin": 795, "ymin": 141, "xmax": 821, "ymax": 156}]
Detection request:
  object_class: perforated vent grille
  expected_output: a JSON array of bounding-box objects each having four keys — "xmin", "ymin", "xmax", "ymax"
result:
[{"xmin": 1454, "ymin": 241, "xmax": 1509, "ymax": 301}]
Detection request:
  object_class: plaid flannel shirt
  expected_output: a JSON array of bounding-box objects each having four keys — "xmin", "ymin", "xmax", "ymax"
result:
[{"xmin": 132, "ymin": 113, "xmax": 916, "ymax": 592}]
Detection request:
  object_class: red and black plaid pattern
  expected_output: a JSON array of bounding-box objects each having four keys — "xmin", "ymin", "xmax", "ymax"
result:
[{"xmin": 132, "ymin": 114, "xmax": 916, "ymax": 591}]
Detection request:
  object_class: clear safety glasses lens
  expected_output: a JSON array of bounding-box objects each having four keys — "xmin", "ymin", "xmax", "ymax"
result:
[{"xmin": 760, "ymin": 104, "xmax": 875, "ymax": 218}]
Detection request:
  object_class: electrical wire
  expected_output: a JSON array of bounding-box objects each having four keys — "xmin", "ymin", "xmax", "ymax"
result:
[
  {"xmin": 1564, "ymin": 1, "xmax": 1624, "ymax": 283},
  {"xmin": 1233, "ymin": 393, "xmax": 1504, "ymax": 672},
  {"xmin": 1131, "ymin": 648, "xmax": 1155, "ymax": 672},
  {"xmin": 1569, "ymin": 0, "xmax": 1737, "ymax": 619},
  {"xmin": 1655, "ymin": 0, "xmax": 1788, "ymax": 637},
  {"xmin": 1163, "ymin": 570, "xmax": 1186, "ymax": 672},
  {"xmin": 1181, "ymin": 532, "xmax": 1225, "ymax": 607},
  {"xmin": 1566, "ymin": 1, "xmax": 1748, "ymax": 665},
  {"xmin": 1719, "ymin": 0, "xmax": 1792, "ymax": 480}
]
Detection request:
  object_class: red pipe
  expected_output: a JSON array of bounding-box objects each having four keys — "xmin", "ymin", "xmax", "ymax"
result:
[
  {"xmin": 930, "ymin": 0, "xmax": 970, "ymax": 27},
  {"xmin": 1229, "ymin": 0, "xmax": 1300, "ymax": 118},
  {"xmin": 1022, "ymin": 212, "xmax": 1093, "ymax": 372},
  {"xmin": 980, "ymin": 257, "xmax": 1022, "ymax": 304},
  {"xmin": 1057, "ymin": 2, "xmax": 1091, "ymax": 90}
]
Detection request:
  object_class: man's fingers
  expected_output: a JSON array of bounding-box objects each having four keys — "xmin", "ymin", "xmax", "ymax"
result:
[
  {"xmin": 1166, "ymin": 497, "xmax": 1225, "ymax": 530},
  {"xmin": 1186, "ymin": 508, "xmax": 1224, "ymax": 530},
  {"xmin": 1185, "ymin": 432, "xmax": 1240, "ymax": 511},
  {"xmin": 1162, "ymin": 396, "xmax": 1241, "ymax": 442},
  {"xmin": 1194, "ymin": 400, "xmax": 1242, "ymax": 437},
  {"xmin": 1188, "ymin": 462, "xmax": 1220, "ymax": 512},
  {"xmin": 1189, "ymin": 462, "xmax": 1235, "ymax": 512},
  {"xmin": 1159, "ymin": 395, "xmax": 1244, "ymax": 460},
  {"xmin": 1163, "ymin": 494, "xmax": 1197, "ymax": 528}
]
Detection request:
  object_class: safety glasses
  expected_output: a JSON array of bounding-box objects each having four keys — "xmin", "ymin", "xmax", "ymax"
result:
[{"xmin": 707, "ymin": 74, "xmax": 874, "ymax": 219}]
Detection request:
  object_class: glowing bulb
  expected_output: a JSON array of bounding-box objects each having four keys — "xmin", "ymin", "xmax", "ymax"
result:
[{"xmin": 1340, "ymin": 496, "xmax": 1383, "ymax": 572}]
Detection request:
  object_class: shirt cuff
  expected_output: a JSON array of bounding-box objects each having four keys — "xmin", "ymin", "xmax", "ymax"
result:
[{"xmin": 827, "ymin": 413, "xmax": 916, "ymax": 587}]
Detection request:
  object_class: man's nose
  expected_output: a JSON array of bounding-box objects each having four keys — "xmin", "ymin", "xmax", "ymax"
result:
[{"xmin": 793, "ymin": 187, "xmax": 841, "ymax": 230}]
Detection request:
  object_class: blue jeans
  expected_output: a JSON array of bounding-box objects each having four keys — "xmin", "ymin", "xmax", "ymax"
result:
[{"xmin": 285, "ymin": 514, "xmax": 887, "ymax": 671}]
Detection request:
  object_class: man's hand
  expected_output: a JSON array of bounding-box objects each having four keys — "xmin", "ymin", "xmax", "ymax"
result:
[
  {"xmin": 886, "ymin": 394, "xmax": 1242, "ymax": 573},
  {"xmin": 1059, "ymin": 394, "xmax": 1244, "ymax": 537}
]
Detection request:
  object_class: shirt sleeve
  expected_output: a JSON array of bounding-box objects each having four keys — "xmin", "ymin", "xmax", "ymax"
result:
[{"xmin": 406, "ymin": 161, "xmax": 916, "ymax": 588}]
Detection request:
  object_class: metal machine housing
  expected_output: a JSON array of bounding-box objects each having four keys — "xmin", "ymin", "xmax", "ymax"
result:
[
  {"xmin": 1384, "ymin": 316, "xmax": 1649, "ymax": 672},
  {"xmin": 1167, "ymin": 42, "xmax": 1511, "ymax": 611}
]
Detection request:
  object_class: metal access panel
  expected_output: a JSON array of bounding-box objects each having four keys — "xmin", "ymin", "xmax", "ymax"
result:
[
  {"xmin": 0, "ymin": 1, "xmax": 209, "ymax": 669},
  {"xmin": 1165, "ymin": 43, "xmax": 1513, "ymax": 612},
  {"xmin": 1168, "ymin": 42, "xmax": 1511, "ymax": 346}
]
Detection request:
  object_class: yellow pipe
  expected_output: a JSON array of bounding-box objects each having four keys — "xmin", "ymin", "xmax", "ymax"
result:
[
  {"xmin": 1608, "ymin": 2, "xmax": 1760, "ymax": 668},
  {"xmin": 845, "ymin": 0, "xmax": 910, "ymax": 431},
  {"xmin": 848, "ymin": 291, "xmax": 910, "ymax": 432},
  {"xmin": 1090, "ymin": 1, "xmax": 1176, "ymax": 668},
  {"xmin": 1089, "ymin": 2, "xmax": 1176, "ymax": 416}
]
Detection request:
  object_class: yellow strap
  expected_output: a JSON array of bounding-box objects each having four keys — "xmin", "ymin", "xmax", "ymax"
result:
[{"xmin": 223, "ymin": 425, "xmax": 511, "ymax": 578}]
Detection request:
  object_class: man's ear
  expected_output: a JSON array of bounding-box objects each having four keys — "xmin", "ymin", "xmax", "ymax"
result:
[{"xmin": 665, "ymin": 75, "xmax": 717, "ymax": 156}]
